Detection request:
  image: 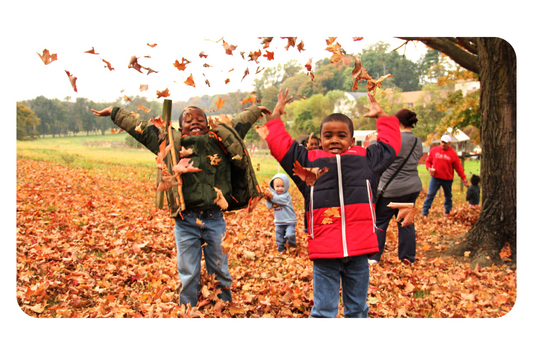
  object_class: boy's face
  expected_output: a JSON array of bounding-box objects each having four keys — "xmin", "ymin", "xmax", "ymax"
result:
[
  {"xmin": 319, "ymin": 121, "xmax": 354, "ymax": 154},
  {"xmin": 180, "ymin": 108, "xmax": 208, "ymax": 136},
  {"xmin": 308, "ymin": 138, "xmax": 319, "ymax": 150},
  {"xmin": 273, "ymin": 178, "xmax": 285, "ymax": 195}
]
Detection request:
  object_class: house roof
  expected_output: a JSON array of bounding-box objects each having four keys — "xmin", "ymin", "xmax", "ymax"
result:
[
  {"xmin": 353, "ymin": 130, "xmax": 376, "ymax": 140},
  {"xmin": 431, "ymin": 127, "xmax": 470, "ymax": 143}
]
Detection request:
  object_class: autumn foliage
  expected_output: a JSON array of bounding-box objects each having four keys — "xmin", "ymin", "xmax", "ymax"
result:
[{"xmin": 17, "ymin": 159, "xmax": 515, "ymax": 318}]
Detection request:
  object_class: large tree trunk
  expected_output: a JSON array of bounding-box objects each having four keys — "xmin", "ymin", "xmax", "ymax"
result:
[{"xmin": 448, "ymin": 38, "xmax": 516, "ymax": 267}]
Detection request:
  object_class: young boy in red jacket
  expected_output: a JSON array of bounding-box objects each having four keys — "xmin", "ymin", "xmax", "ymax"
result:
[
  {"xmin": 422, "ymin": 134, "xmax": 469, "ymax": 216},
  {"xmin": 263, "ymin": 89, "xmax": 400, "ymax": 318}
]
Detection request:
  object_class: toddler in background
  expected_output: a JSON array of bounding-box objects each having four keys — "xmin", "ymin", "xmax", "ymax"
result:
[
  {"xmin": 466, "ymin": 174, "xmax": 481, "ymax": 206},
  {"xmin": 265, "ymin": 173, "xmax": 297, "ymax": 253}
]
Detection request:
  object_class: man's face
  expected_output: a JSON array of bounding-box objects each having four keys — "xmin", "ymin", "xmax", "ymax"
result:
[
  {"xmin": 180, "ymin": 108, "xmax": 208, "ymax": 136},
  {"xmin": 440, "ymin": 140, "xmax": 450, "ymax": 150},
  {"xmin": 273, "ymin": 178, "xmax": 285, "ymax": 195},
  {"xmin": 319, "ymin": 121, "xmax": 354, "ymax": 155}
]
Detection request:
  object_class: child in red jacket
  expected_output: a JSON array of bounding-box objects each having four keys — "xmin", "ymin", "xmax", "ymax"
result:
[{"xmin": 263, "ymin": 89, "xmax": 400, "ymax": 318}]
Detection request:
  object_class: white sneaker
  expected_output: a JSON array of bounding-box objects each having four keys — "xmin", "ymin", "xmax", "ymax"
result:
[{"xmin": 368, "ymin": 259, "xmax": 378, "ymax": 265}]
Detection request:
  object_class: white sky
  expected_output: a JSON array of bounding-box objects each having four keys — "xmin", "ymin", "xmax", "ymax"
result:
[
  {"xmin": 3, "ymin": 0, "xmax": 531, "ymax": 353},
  {"xmin": 13, "ymin": 35, "xmax": 428, "ymax": 103}
]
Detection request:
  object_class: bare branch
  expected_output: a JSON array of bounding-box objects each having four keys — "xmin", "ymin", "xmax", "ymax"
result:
[{"xmin": 397, "ymin": 37, "xmax": 480, "ymax": 74}]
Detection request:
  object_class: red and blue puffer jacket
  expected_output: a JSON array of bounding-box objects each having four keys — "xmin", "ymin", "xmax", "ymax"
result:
[{"xmin": 265, "ymin": 116, "xmax": 401, "ymax": 260}]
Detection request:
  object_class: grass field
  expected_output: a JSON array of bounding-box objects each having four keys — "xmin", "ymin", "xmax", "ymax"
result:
[{"xmin": 16, "ymin": 133, "xmax": 481, "ymax": 198}]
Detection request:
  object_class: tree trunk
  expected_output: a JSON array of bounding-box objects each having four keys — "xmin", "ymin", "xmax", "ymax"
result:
[{"xmin": 448, "ymin": 38, "xmax": 516, "ymax": 267}]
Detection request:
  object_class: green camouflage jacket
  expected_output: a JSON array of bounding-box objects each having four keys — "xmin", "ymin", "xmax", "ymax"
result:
[{"xmin": 110, "ymin": 105, "xmax": 264, "ymax": 218}]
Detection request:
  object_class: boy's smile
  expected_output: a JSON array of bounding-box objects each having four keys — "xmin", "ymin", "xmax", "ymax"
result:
[
  {"xmin": 320, "ymin": 121, "xmax": 354, "ymax": 155},
  {"xmin": 180, "ymin": 108, "xmax": 208, "ymax": 136}
]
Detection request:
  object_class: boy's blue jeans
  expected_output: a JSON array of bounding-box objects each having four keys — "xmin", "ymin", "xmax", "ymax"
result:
[
  {"xmin": 174, "ymin": 208, "xmax": 232, "ymax": 307},
  {"xmin": 275, "ymin": 224, "xmax": 296, "ymax": 253},
  {"xmin": 422, "ymin": 177, "xmax": 453, "ymax": 215},
  {"xmin": 310, "ymin": 255, "xmax": 369, "ymax": 318}
]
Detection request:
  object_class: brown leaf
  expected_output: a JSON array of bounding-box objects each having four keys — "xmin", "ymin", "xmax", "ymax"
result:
[
  {"xmin": 199, "ymin": 51, "xmax": 208, "ymax": 58},
  {"xmin": 184, "ymin": 74, "xmax": 196, "ymax": 87},
  {"xmin": 156, "ymin": 88, "xmax": 170, "ymax": 98},
  {"xmin": 102, "ymin": 59, "xmax": 114, "ymax": 71},
  {"xmin": 84, "ymin": 47, "xmax": 99, "ymax": 55},
  {"xmin": 222, "ymin": 40, "xmax": 237, "ymax": 55},
  {"xmin": 138, "ymin": 103, "xmax": 151, "ymax": 113},
  {"xmin": 297, "ymin": 40, "xmax": 305, "ymax": 52},
  {"xmin": 387, "ymin": 202, "xmax": 417, "ymax": 227},
  {"xmin": 206, "ymin": 154, "xmax": 222, "ymax": 166},
  {"xmin": 281, "ymin": 37, "xmax": 297, "ymax": 50},
  {"xmin": 259, "ymin": 37, "xmax": 273, "ymax": 49},
  {"xmin": 173, "ymin": 58, "xmax": 191, "ymax": 71},
  {"xmin": 254, "ymin": 125, "xmax": 269, "ymax": 140},
  {"xmin": 213, "ymin": 187, "xmax": 228, "ymax": 210},
  {"xmin": 128, "ymin": 56, "xmax": 144, "ymax": 73},
  {"xmin": 263, "ymin": 50, "xmax": 275, "ymax": 61},
  {"xmin": 292, "ymin": 161, "xmax": 328, "ymax": 186}
]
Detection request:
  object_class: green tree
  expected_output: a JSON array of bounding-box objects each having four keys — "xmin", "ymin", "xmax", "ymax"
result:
[{"xmin": 17, "ymin": 103, "xmax": 40, "ymax": 140}]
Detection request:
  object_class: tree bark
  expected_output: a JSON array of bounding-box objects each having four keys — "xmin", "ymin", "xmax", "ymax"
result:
[
  {"xmin": 397, "ymin": 37, "xmax": 517, "ymax": 267},
  {"xmin": 450, "ymin": 38, "xmax": 516, "ymax": 267}
]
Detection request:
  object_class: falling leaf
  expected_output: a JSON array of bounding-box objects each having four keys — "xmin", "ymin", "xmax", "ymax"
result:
[
  {"xmin": 205, "ymin": 79, "xmax": 211, "ymax": 87},
  {"xmin": 263, "ymin": 51, "xmax": 275, "ymax": 61},
  {"xmin": 199, "ymin": 51, "xmax": 208, "ymax": 58},
  {"xmin": 147, "ymin": 43, "xmax": 157, "ymax": 48},
  {"xmin": 248, "ymin": 50, "xmax": 262, "ymax": 63},
  {"xmin": 297, "ymin": 40, "xmax": 305, "ymax": 52},
  {"xmin": 353, "ymin": 37, "xmax": 364, "ymax": 42},
  {"xmin": 131, "ymin": 111, "xmax": 140, "ymax": 118},
  {"xmin": 213, "ymin": 187, "xmax": 228, "ymax": 210},
  {"xmin": 180, "ymin": 146, "xmax": 194, "ymax": 157},
  {"xmin": 225, "ymin": 78, "xmax": 230, "ymax": 85},
  {"xmin": 138, "ymin": 104, "xmax": 151, "ymax": 113},
  {"xmin": 222, "ymin": 40, "xmax": 237, "ymax": 55},
  {"xmin": 323, "ymin": 207, "xmax": 340, "ymax": 218},
  {"xmin": 196, "ymin": 218, "xmax": 204, "ymax": 226},
  {"xmin": 157, "ymin": 174, "xmax": 179, "ymax": 192},
  {"xmin": 241, "ymin": 68, "xmax": 250, "ymax": 81},
  {"xmin": 123, "ymin": 95, "xmax": 131, "ymax": 102},
  {"xmin": 255, "ymin": 125, "xmax": 269, "ymax": 140},
  {"xmin": 184, "ymin": 74, "xmax": 196, "ymax": 87},
  {"xmin": 256, "ymin": 163, "xmax": 260, "ymax": 171},
  {"xmin": 37, "ymin": 49, "xmax": 57, "ymax": 65},
  {"xmin": 259, "ymin": 37, "xmax": 273, "ymax": 49},
  {"xmin": 207, "ymin": 154, "xmax": 222, "ymax": 166},
  {"xmin": 321, "ymin": 217, "xmax": 333, "ymax": 225},
  {"xmin": 102, "ymin": 59, "xmax": 114, "ymax": 71},
  {"xmin": 213, "ymin": 97, "xmax": 225, "ymax": 110},
  {"xmin": 351, "ymin": 56, "xmax": 372, "ymax": 91},
  {"xmin": 135, "ymin": 122, "xmax": 143, "ymax": 134},
  {"xmin": 292, "ymin": 161, "xmax": 329, "ymax": 186},
  {"xmin": 173, "ymin": 158, "xmax": 202, "ymax": 175},
  {"xmin": 156, "ymin": 88, "xmax": 170, "ymax": 98},
  {"xmin": 241, "ymin": 95, "xmax": 256, "ymax": 105},
  {"xmin": 326, "ymin": 37, "xmax": 337, "ymax": 45},
  {"xmin": 145, "ymin": 67, "xmax": 158, "ymax": 75},
  {"xmin": 367, "ymin": 74, "xmax": 393, "ymax": 93},
  {"xmin": 247, "ymin": 196, "xmax": 261, "ymax": 213},
  {"xmin": 382, "ymin": 88, "xmax": 394, "ymax": 97},
  {"xmin": 110, "ymin": 128, "xmax": 124, "ymax": 134},
  {"xmin": 281, "ymin": 37, "xmax": 297, "ymax": 50},
  {"xmin": 298, "ymin": 95, "xmax": 306, "ymax": 100},
  {"xmin": 173, "ymin": 57, "xmax": 191, "ymax": 71},
  {"xmin": 65, "ymin": 70, "xmax": 77, "ymax": 92},
  {"xmin": 149, "ymin": 116, "xmax": 166, "ymax": 128},
  {"xmin": 84, "ymin": 47, "xmax": 99, "ymax": 55},
  {"xmin": 128, "ymin": 56, "xmax": 144, "ymax": 73},
  {"xmin": 305, "ymin": 58, "xmax": 313, "ymax": 72}
]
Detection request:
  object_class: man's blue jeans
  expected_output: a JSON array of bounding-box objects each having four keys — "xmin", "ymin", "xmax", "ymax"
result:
[
  {"xmin": 422, "ymin": 177, "xmax": 453, "ymax": 215},
  {"xmin": 275, "ymin": 224, "xmax": 296, "ymax": 253},
  {"xmin": 174, "ymin": 209, "xmax": 232, "ymax": 306},
  {"xmin": 310, "ymin": 255, "xmax": 369, "ymax": 318}
]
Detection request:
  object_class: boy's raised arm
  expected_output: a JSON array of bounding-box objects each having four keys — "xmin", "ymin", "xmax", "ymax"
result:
[{"xmin": 265, "ymin": 88, "xmax": 293, "ymax": 122}]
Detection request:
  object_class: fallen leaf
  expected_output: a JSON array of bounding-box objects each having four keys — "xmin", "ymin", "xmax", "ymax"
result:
[
  {"xmin": 180, "ymin": 146, "xmax": 194, "ymax": 157},
  {"xmin": 326, "ymin": 37, "xmax": 337, "ymax": 45},
  {"xmin": 241, "ymin": 95, "xmax": 256, "ymax": 105},
  {"xmin": 207, "ymin": 154, "xmax": 222, "ymax": 166},
  {"xmin": 173, "ymin": 158, "xmax": 202, "ymax": 175},
  {"xmin": 367, "ymin": 74, "xmax": 393, "ymax": 93},
  {"xmin": 123, "ymin": 95, "xmax": 132, "ymax": 102},
  {"xmin": 387, "ymin": 202, "xmax": 417, "ymax": 227},
  {"xmin": 128, "ymin": 56, "xmax": 144, "ymax": 73},
  {"xmin": 213, "ymin": 187, "xmax": 228, "ymax": 210},
  {"xmin": 247, "ymin": 50, "xmax": 262, "ymax": 63},
  {"xmin": 196, "ymin": 218, "xmax": 204, "ymax": 226}
]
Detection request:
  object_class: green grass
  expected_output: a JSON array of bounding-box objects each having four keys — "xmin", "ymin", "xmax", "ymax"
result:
[{"xmin": 17, "ymin": 134, "xmax": 481, "ymax": 197}]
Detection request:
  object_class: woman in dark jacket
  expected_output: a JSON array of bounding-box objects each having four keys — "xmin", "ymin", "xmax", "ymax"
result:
[{"xmin": 368, "ymin": 109, "xmax": 423, "ymax": 265}]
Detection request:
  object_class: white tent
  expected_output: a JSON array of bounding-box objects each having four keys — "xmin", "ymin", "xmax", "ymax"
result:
[
  {"xmin": 353, "ymin": 130, "xmax": 376, "ymax": 146},
  {"xmin": 432, "ymin": 127, "xmax": 470, "ymax": 143}
]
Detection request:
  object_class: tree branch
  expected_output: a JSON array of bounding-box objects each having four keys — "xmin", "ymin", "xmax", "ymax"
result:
[{"xmin": 396, "ymin": 37, "xmax": 480, "ymax": 74}]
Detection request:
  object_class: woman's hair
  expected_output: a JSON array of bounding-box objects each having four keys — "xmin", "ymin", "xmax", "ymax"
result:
[
  {"xmin": 178, "ymin": 106, "xmax": 207, "ymax": 127},
  {"xmin": 320, "ymin": 113, "xmax": 354, "ymax": 138},
  {"xmin": 394, "ymin": 109, "xmax": 418, "ymax": 128}
]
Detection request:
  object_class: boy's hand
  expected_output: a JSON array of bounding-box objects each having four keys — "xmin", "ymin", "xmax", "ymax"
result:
[
  {"xmin": 269, "ymin": 88, "xmax": 293, "ymax": 121},
  {"xmin": 91, "ymin": 106, "xmax": 114, "ymax": 117},
  {"xmin": 363, "ymin": 93, "xmax": 387, "ymax": 118}
]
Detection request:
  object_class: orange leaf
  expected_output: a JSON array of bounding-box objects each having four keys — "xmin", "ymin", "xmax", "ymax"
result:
[
  {"xmin": 297, "ymin": 40, "xmax": 305, "ymax": 52},
  {"xmin": 184, "ymin": 74, "xmax": 196, "ymax": 87},
  {"xmin": 196, "ymin": 218, "xmax": 204, "ymax": 226},
  {"xmin": 263, "ymin": 50, "xmax": 275, "ymax": 61},
  {"xmin": 326, "ymin": 37, "xmax": 337, "ymax": 45},
  {"xmin": 156, "ymin": 88, "xmax": 170, "ymax": 98},
  {"xmin": 128, "ymin": 55, "xmax": 144, "ymax": 73},
  {"xmin": 224, "ymin": 78, "xmax": 230, "ymax": 84},
  {"xmin": 84, "ymin": 46, "xmax": 99, "ymax": 55},
  {"xmin": 138, "ymin": 103, "xmax": 151, "ymax": 113},
  {"xmin": 222, "ymin": 40, "xmax": 237, "ymax": 55},
  {"xmin": 241, "ymin": 68, "xmax": 250, "ymax": 82},
  {"xmin": 147, "ymin": 43, "xmax": 157, "ymax": 48},
  {"xmin": 123, "ymin": 95, "xmax": 131, "ymax": 102},
  {"xmin": 353, "ymin": 37, "xmax": 364, "ymax": 42},
  {"xmin": 241, "ymin": 95, "xmax": 256, "ymax": 105},
  {"xmin": 323, "ymin": 207, "xmax": 340, "ymax": 218},
  {"xmin": 37, "ymin": 49, "xmax": 57, "ymax": 65},
  {"xmin": 102, "ymin": 59, "xmax": 114, "ymax": 71},
  {"xmin": 173, "ymin": 57, "xmax": 191, "ymax": 71},
  {"xmin": 150, "ymin": 115, "xmax": 166, "ymax": 128},
  {"xmin": 254, "ymin": 125, "xmax": 269, "ymax": 140},
  {"xmin": 292, "ymin": 161, "xmax": 328, "ymax": 186},
  {"xmin": 199, "ymin": 51, "xmax": 208, "ymax": 58},
  {"xmin": 305, "ymin": 58, "xmax": 313, "ymax": 72},
  {"xmin": 321, "ymin": 217, "xmax": 333, "ymax": 225},
  {"xmin": 65, "ymin": 70, "xmax": 77, "ymax": 92},
  {"xmin": 134, "ymin": 122, "xmax": 143, "ymax": 134},
  {"xmin": 213, "ymin": 186, "xmax": 228, "ymax": 210},
  {"xmin": 259, "ymin": 37, "xmax": 273, "ymax": 49},
  {"xmin": 207, "ymin": 154, "xmax": 222, "ymax": 166},
  {"xmin": 281, "ymin": 37, "xmax": 297, "ymax": 50},
  {"xmin": 215, "ymin": 97, "xmax": 225, "ymax": 110},
  {"xmin": 247, "ymin": 49, "xmax": 262, "ymax": 63}
]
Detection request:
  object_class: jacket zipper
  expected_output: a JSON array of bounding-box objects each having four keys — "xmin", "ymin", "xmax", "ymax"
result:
[
  {"xmin": 309, "ymin": 186, "xmax": 314, "ymax": 239},
  {"xmin": 366, "ymin": 179, "xmax": 376, "ymax": 233},
  {"xmin": 336, "ymin": 155, "xmax": 348, "ymax": 257}
]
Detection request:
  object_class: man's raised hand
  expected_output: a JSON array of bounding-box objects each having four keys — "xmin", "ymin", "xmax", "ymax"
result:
[{"xmin": 91, "ymin": 106, "xmax": 114, "ymax": 117}]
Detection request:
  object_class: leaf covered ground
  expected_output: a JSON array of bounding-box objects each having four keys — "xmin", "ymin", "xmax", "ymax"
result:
[{"xmin": 16, "ymin": 159, "xmax": 516, "ymax": 318}]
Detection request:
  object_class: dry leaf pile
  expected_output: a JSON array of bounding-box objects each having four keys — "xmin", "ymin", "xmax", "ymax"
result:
[{"xmin": 17, "ymin": 159, "xmax": 515, "ymax": 318}]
